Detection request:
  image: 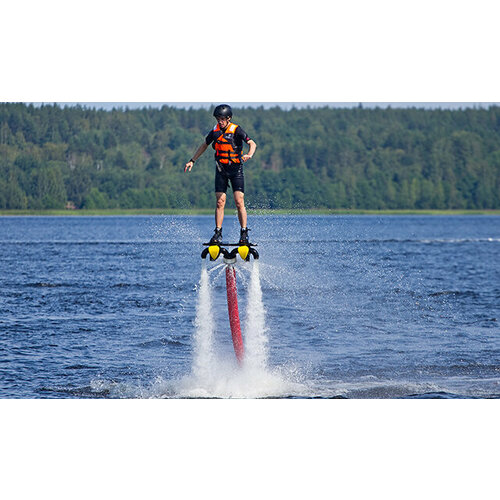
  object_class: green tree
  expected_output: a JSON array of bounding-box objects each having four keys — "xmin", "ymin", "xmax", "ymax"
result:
[
  {"xmin": 83, "ymin": 188, "xmax": 109, "ymax": 209},
  {"xmin": 31, "ymin": 165, "xmax": 67, "ymax": 208}
]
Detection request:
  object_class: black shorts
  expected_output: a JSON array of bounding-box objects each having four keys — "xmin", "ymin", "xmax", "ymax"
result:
[{"xmin": 215, "ymin": 162, "xmax": 245, "ymax": 194}]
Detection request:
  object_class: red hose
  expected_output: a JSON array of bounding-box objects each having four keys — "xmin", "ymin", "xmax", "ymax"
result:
[{"xmin": 225, "ymin": 265, "xmax": 244, "ymax": 364}]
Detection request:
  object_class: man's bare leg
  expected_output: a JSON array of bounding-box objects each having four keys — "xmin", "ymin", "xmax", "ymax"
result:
[
  {"xmin": 234, "ymin": 191, "xmax": 247, "ymax": 228},
  {"xmin": 215, "ymin": 192, "xmax": 226, "ymax": 228}
]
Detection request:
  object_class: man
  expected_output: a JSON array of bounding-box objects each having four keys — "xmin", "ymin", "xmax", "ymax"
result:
[{"xmin": 184, "ymin": 104, "xmax": 257, "ymax": 245}]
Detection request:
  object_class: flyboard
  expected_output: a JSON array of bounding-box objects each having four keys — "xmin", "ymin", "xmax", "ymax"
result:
[{"xmin": 201, "ymin": 242, "xmax": 259, "ymax": 364}]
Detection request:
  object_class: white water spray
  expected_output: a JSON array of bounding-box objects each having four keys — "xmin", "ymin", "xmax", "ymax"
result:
[
  {"xmin": 170, "ymin": 258, "xmax": 308, "ymax": 398},
  {"xmin": 192, "ymin": 262, "xmax": 215, "ymax": 379},
  {"xmin": 243, "ymin": 260, "xmax": 269, "ymax": 370}
]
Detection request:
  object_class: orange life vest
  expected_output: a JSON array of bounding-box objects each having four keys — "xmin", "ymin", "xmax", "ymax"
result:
[{"xmin": 213, "ymin": 123, "xmax": 241, "ymax": 165}]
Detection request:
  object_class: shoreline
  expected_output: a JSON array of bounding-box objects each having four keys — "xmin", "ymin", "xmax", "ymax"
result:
[{"xmin": 1, "ymin": 208, "xmax": 500, "ymax": 216}]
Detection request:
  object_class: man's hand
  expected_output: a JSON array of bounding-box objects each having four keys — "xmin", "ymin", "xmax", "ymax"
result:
[
  {"xmin": 241, "ymin": 154, "xmax": 253, "ymax": 163},
  {"xmin": 185, "ymin": 143, "xmax": 208, "ymax": 172}
]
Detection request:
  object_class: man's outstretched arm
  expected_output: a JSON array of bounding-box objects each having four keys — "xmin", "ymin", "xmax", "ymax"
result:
[{"xmin": 184, "ymin": 142, "xmax": 209, "ymax": 172}]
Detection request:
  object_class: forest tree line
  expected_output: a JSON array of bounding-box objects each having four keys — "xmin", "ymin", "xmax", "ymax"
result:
[{"xmin": 1, "ymin": 102, "xmax": 500, "ymax": 210}]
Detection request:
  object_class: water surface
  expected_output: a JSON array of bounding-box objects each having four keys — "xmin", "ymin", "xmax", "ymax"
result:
[{"xmin": 1, "ymin": 215, "xmax": 499, "ymax": 398}]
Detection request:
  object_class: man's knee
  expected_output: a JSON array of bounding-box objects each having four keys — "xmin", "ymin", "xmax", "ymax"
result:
[
  {"xmin": 216, "ymin": 193, "xmax": 226, "ymax": 209},
  {"xmin": 234, "ymin": 192, "xmax": 245, "ymax": 210}
]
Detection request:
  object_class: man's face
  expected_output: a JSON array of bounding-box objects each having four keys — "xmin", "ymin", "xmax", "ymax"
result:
[{"xmin": 216, "ymin": 116, "xmax": 231, "ymax": 129}]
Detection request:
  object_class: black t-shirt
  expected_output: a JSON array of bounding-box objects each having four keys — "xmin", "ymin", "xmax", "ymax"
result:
[{"xmin": 205, "ymin": 124, "xmax": 251, "ymax": 149}]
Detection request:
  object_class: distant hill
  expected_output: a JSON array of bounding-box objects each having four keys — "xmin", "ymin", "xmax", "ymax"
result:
[{"xmin": 1, "ymin": 102, "xmax": 499, "ymax": 210}]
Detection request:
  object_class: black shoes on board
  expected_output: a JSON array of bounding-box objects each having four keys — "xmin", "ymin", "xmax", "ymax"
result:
[{"xmin": 208, "ymin": 227, "xmax": 250, "ymax": 245}]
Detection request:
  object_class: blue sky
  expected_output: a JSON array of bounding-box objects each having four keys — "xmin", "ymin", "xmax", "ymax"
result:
[{"xmin": 30, "ymin": 102, "xmax": 500, "ymax": 110}]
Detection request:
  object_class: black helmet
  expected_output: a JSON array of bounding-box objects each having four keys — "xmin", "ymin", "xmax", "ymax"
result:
[{"xmin": 213, "ymin": 104, "xmax": 233, "ymax": 118}]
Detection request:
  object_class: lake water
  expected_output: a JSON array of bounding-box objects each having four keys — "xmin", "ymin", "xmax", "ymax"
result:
[{"xmin": 1, "ymin": 215, "xmax": 499, "ymax": 398}]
